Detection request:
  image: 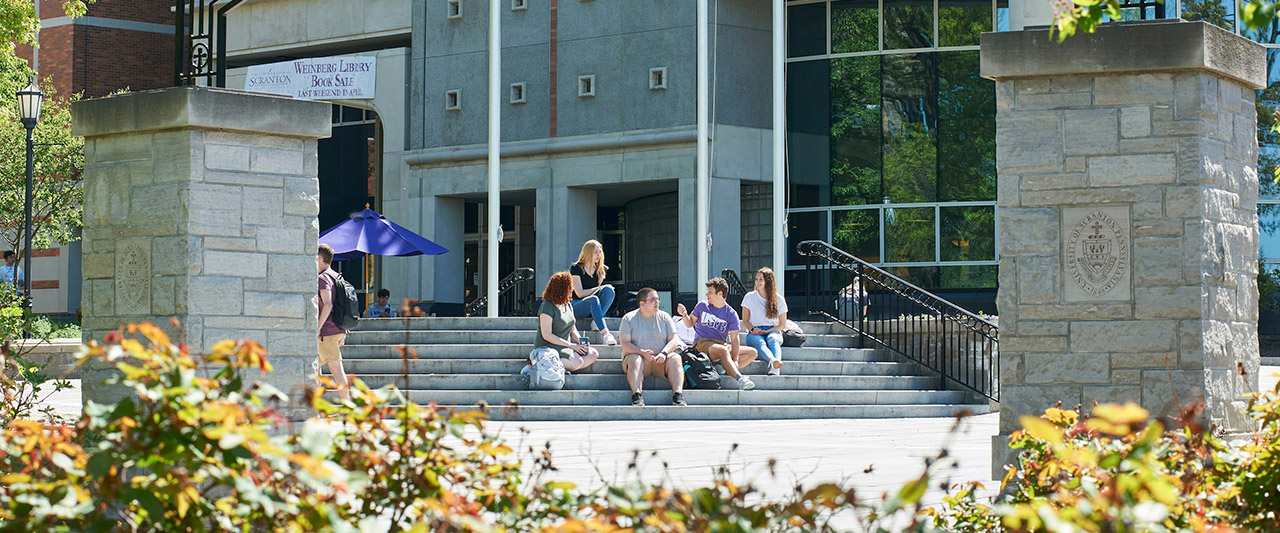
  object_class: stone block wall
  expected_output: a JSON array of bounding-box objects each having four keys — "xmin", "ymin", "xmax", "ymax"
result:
[
  {"xmin": 73, "ymin": 87, "xmax": 331, "ymax": 415},
  {"xmin": 982, "ymin": 21, "xmax": 1266, "ymax": 476},
  {"xmin": 996, "ymin": 70, "xmax": 1260, "ymax": 428}
]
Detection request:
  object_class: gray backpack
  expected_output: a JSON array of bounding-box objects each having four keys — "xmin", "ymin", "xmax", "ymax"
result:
[{"xmin": 528, "ymin": 347, "xmax": 566, "ymax": 390}]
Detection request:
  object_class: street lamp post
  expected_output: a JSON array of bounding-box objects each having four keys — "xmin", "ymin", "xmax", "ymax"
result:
[{"xmin": 17, "ymin": 78, "xmax": 42, "ymax": 318}]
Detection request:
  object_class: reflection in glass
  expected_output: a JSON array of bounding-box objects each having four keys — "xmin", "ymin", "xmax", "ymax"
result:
[
  {"xmin": 1262, "ymin": 204, "xmax": 1280, "ymax": 261},
  {"xmin": 1245, "ymin": 17, "xmax": 1280, "ymax": 42},
  {"xmin": 1180, "ymin": 0, "xmax": 1234, "ymax": 31},
  {"xmin": 1261, "ymin": 50, "xmax": 1280, "ymax": 200},
  {"xmin": 882, "ymin": 54, "xmax": 938, "ymax": 203},
  {"xmin": 997, "ymin": 0, "xmax": 1009, "ymax": 31},
  {"xmin": 833, "ymin": 209, "xmax": 881, "ymax": 262},
  {"xmin": 787, "ymin": 60, "xmax": 831, "ymax": 208},
  {"xmin": 788, "ymin": 2, "xmax": 827, "ymax": 58},
  {"xmin": 884, "ymin": 0, "xmax": 934, "ymax": 49},
  {"xmin": 940, "ymin": 206, "xmax": 995, "ymax": 261},
  {"xmin": 886, "ymin": 266, "xmax": 939, "ymax": 288},
  {"xmin": 885, "ymin": 206, "xmax": 935, "ymax": 262},
  {"xmin": 939, "ymin": 0, "xmax": 992, "ymax": 46},
  {"xmin": 938, "ymin": 51, "xmax": 996, "ymax": 201},
  {"xmin": 831, "ymin": 56, "xmax": 882, "ymax": 205},
  {"xmin": 832, "ymin": 0, "xmax": 879, "ymax": 53},
  {"xmin": 787, "ymin": 211, "xmax": 829, "ymax": 266},
  {"xmin": 940, "ymin": 265, "xmax": 997, "ymax": 289}
]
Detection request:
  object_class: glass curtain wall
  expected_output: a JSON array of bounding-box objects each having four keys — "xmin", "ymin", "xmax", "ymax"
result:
[{"xmin": 785, "ymin": 0, "xmax": 997, "ymax": 292}]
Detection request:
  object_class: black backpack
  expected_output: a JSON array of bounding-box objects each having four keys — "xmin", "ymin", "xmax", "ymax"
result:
[
  {"xmin": 324, "ymin": 271, "xmax": 360, "ymax": 331},
  {"xmin": 680, "ymin": 347, "xmax": 722, "ymax": 390}
]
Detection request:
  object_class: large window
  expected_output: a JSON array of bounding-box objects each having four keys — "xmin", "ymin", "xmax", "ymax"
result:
[{"xmin": 787, "ymin": 0, "xmax": 996, "ymax": 290}]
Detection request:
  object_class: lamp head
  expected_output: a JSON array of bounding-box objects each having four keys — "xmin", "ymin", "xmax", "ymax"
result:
[{"xmin": 17, "ymin": 77, "xmax": 43, "ymax": 128}]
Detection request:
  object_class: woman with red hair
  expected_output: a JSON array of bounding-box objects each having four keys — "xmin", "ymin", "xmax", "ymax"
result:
[{"xmin": 532, "ymin": 271, "xmax": 599, "ymax": 372}]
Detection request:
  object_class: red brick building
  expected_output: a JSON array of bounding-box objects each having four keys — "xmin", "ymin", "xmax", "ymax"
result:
[{"xmin": 15, "ymin": 0, "xmax": 174, "ymax": 99}]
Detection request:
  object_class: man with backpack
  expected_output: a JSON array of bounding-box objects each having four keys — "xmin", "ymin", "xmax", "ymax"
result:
[
  {"xmin": 619, "ymin": 287, "xmax": 687, "ymax": 407},
  {"xmin": 317, "ymin": 244, "xmax": 353, "ymax": 400},
  {"xmin": 677, "ymin": 277, "xmax": 758, "ymax": 390}
]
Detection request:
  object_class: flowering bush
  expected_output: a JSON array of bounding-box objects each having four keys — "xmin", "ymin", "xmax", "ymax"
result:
[{"xmin": 4, "ymin": 321, "xmax": 1280, "ymax": 531}]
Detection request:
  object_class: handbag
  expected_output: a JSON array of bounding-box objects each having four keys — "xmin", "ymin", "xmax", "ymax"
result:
[{"xmin": 781, "ymin": 320, "xmax": 806, "ymax": 347}]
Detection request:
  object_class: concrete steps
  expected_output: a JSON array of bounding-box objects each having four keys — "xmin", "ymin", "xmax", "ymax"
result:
[
  {"xmin": 327, "ymin": 316, "xmax": 990, "ymax": 420},
  {"xmin": 452, "ymin": 404, "xmax": 980, "ymax": 421},
  {"xmin": 340, "ymin": 344, "xmax": 892, "ymax": 362},
  {"xmin": 340, "ymin": 358, "xmax": 920, "ymax": 376}
]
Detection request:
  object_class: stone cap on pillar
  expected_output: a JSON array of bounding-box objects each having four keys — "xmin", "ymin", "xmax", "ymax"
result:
[
  {"xmin": 71, "ymin": 86, "xmax": 333, "ymax": 139},
  {"xmin": 980, "ymin": 20, "xmax": 1266, "ymax": 90}
]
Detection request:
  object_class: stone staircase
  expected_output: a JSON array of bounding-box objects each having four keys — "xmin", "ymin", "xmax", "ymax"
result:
[{"xmin": 328, "ymin": 317, "xmax": 991, "ymax": 420}]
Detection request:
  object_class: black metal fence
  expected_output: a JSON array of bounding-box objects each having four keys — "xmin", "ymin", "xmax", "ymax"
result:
[
  {"xmin": 796, "ymin": 240, "xmax": 1000, "ymax": 401},
  {"xmin": 465, "ymin": 267, "xmax": 537, "ymax": 317}
]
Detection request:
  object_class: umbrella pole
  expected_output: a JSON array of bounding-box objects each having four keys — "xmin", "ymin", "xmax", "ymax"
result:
[{"xmin": 365, "ymin": 252, "xmax": 372, "ymax": 317}]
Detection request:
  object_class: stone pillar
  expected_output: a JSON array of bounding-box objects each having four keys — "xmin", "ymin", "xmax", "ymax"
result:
[
  {"xmin": 426, "ymin": 195, "xmax": 466, "ymax": 308},
  {"xmin": 982, "ymin": 21, "xmax": 1266, "ymax": 477},
  {"xmin": 709, "ymin": 177, "xmax": 742, "ymax": 279},
  {"xmin": 535, "ymin": 185, "xmax": 597, "ymax": 291},
  {"xmin": 72, "ymin": 87, "xmax": 331, "ymax": 417}
]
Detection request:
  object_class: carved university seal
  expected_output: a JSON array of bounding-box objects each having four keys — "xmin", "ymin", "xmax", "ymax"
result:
[
  {"xmin": 1066, "ymin": 210, "xmax": 1128, "ymax": 297},
  {"xmin": 116, "ymin": 242, "xmax": 150, "ymax": 312}
]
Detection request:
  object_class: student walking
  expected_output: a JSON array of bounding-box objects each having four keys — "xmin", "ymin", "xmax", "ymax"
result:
[{"xmin": 317, "ymin": 244, "xmax": 351, "ymax": 401}]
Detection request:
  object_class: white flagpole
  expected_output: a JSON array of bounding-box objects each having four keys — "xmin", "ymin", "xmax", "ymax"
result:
[{"xmin": 487, "ymin": 0, "xmax": 501, "ymax": 317}]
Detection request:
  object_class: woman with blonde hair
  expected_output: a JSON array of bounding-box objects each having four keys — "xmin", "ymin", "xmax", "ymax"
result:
[
  {"xmin": 741, "ymin": 267, "xmax": 788, "ymax": 376},
  {"xmin": 569, "ymin": 240, "xmax": 617, "ymax": 345}
]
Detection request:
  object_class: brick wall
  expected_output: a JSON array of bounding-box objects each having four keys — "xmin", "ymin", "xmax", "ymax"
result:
[{"xmin": 14, "ymin": 0, "xmax": 173, "ymax": 98}]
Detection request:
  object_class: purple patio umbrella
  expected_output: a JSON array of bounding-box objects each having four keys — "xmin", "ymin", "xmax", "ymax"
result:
[
  {"xmin": 319, "ymin": 208, "xmax": 448, "ymax": 315},
  {"xmin": 320, "ymin": 208, "xmax": 449, "ymax": 261}
]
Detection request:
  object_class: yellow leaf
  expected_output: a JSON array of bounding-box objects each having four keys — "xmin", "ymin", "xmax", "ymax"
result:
[
  {"xmin": 0, "ymin": 474, "xmax": 31, "ymax": 484},
  {"xmin": 1044, "ymin": 407, "xmax": 1078, "ymax": 425},
  {"xmin": 1091, "ymin": 403, "xmax": 1149, "ymax": 425},
  {"xmin": 1020, "ymin": 415, "xmax": 1064, "ymax": 444}
]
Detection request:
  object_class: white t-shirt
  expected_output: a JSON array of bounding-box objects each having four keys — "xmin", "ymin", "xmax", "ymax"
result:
[{"xmin": 741, "ymin": 290, "xmax": 788, "ymax": 328}]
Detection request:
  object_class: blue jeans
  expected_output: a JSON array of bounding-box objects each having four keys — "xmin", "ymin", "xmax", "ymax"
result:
[
  {"xmin": 571, "ymin": 285, "xmax": 615, "ymax": 331},
  {"xmin": 745, "ymin": 331, "xmax": 783, "ymax": 363}
]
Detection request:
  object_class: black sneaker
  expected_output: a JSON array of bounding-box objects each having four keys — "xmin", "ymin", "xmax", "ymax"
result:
[
  {"xmin": 672, "ymin": 393, "xmax": 687, "ymax": 406},
  {"xmin": 631, "ymin": 392, "xmax": 645, "ymax": 406}
]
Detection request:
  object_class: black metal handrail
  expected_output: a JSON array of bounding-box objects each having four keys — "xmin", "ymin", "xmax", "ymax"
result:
[
  {"xmin": 796, "ymin": 240, "xmax": 999, "ymax": 401},
  {"xmin": 465, "ymin": 267, "xmax": 536, "ymax": 317},
  {"xmin": 720, "ymin": 268, "xmax": 749, "ymax": 295}
]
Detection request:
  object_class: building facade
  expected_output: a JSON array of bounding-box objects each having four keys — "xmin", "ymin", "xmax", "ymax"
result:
[{"xmin": 205, "ymin": 0, "xmax": 1279, "ymax": 316}]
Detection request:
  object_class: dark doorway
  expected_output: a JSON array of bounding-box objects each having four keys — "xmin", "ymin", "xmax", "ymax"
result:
[{"xmin": 318, "ymin": 105, "xmax": 380, "ymax": 305}]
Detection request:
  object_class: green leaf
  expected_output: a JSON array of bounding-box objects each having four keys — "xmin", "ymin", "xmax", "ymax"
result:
[{"xmin": 85, "ymin": 453, "xmax": 113, "ymax": 478}]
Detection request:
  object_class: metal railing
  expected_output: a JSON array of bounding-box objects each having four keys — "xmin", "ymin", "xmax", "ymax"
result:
[
  {"xmin": 796, "ymin": 240, "xmax": 999, "ymax": 401},
  {"xmin": 720, "ymin": 268, "xmax": 749, "ymax": 310},
  {"xmin": 465, "ymin": 267, "xmax": 536, "ymax": 317}
]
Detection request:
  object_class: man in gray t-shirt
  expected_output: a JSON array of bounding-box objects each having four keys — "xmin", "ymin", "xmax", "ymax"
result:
[{"xmin": 619, "ymin": 287, "xmax": 687, "ymax": 407}]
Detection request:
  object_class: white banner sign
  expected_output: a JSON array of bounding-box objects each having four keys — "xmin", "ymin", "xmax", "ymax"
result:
[{"xmin": 245, "ymin": 56, "xmax": 376, "ymax": 100}]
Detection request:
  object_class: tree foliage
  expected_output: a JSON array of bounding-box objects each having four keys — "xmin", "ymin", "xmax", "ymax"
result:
[{"xmin": 0, "ymin": 43, "xmax": 83, "ymax": 256}]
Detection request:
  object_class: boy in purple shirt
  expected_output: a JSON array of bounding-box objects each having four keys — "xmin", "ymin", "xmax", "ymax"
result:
[{"xmin": 676, "ymin": 277, "xmax": 758, "ymax": 390}]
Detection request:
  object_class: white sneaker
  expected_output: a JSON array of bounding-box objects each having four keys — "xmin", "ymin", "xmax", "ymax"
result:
[
  {"xmin": 767, "ymin": 367, "xmax": 780, "ymax": 376},
  {"xmin": 309, "ymin": 358, "xmax": 321, "ymax": 381},
  {"xmin": 603, "ymin": 332, "xmax": 618, "ymax": 346},
  {"xmin": 737, "ymin": 375, "xmax": 755, "ymax": 390}
]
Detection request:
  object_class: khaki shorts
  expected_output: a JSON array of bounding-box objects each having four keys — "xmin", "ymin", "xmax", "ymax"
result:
[
  {"xmin": 623, "ymin": 351, "xmax": 682, "ymax": 376},
  {"xmin": 318, "ymin": 334, "xmax": 346, "ymax": 365},
  {"xmin": 693, "ymin": 337, "xmax": 727, "ymax": 355}
]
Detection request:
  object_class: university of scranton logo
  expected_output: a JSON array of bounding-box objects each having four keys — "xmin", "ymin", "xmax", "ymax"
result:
[{"xmin": 1067, "ymin": 210, "xmax": 1128, "ymax": 297}]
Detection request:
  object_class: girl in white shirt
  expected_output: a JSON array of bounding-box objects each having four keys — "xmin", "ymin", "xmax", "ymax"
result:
[{"xmin": 740, "ymin": 267, "xmax": 788, "ymax": 376}]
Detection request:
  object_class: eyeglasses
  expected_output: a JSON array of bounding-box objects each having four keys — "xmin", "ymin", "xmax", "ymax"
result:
[{"xmin": 643, "ymin": 298, "xmax": 660, "ymax": 303}]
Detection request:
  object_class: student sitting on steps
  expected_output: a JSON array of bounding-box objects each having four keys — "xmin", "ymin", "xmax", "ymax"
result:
[
  {"xmin": 525, "ymin": 271, "xmax": 599, "ymax": 388},
  {"xmin": 677, "ymin": 277, "xmax": 758, "ymax": 391}
]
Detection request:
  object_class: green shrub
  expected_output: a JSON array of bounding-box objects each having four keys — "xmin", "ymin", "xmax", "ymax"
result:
[{"xmin": 6, "ymin": 322, "xmax": 1280, "ymax": 531}]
